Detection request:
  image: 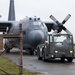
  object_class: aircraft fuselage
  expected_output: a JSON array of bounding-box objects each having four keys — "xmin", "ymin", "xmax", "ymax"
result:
[{"xmin": 5, "ymin": 17, "xmax": 48, "ymax": 53}]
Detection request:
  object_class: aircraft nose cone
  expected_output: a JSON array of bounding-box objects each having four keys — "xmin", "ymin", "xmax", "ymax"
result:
[{"xmin": 28, "ymin": 30, "xmax": 44, "ymax": 47}]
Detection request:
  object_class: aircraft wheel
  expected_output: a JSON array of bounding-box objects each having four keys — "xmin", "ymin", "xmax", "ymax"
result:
[
  {"xmin": 29, "ymin": 49, "xmax": 34, "ymax": 55},
  {"xmin": 6, "ymin": 48, "xmax": 10, "ymax": 53},
  {"xmin": 4, "ymin": 44, "xmax": 10, "ymax": 53}
]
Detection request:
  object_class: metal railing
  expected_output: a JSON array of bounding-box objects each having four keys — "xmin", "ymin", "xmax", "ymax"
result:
[{"xmin": 0, "ymin": 24, "xmax": 23, "ymax": 75}]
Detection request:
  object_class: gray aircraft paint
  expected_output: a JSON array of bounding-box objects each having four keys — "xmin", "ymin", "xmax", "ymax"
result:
[
  {"xmin": 3, "ymin": 0, "xmax": 48, "ymax": 54},
  {"xmin": 0, "ymin": 0, "xmax": 72, "ymax": 54}
]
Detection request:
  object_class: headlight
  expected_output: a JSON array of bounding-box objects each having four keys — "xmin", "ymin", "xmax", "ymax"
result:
[
  {"xmin": 70, "ymin": 51, "xmax": 73, "ymax": 54},
  {"xmin": 55, "ymin": 50, "xmax": 58, "ymax": 54}
]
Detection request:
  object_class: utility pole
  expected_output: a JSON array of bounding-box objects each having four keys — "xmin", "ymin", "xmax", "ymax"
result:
[{"xmin": 19, "ymin": 24, "xmax": 23, "ymax": 75}]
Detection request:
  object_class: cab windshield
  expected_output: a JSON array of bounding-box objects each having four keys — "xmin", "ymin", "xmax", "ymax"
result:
[
  {"xmin": 53, "ymin": 34, "xmax": 72, "ymax": 43},
  {"xmin": 54, "ymin": 34, "xmax": 72, "ymax": 46},
  {"xmin": 48, "ymin": 34, "xmax": 73, "ymax": 44}
]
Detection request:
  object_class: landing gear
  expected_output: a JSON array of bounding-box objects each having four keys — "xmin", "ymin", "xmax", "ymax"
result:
[
  {"xmin": 4, "ymin": 44, "xmax": 10, "ymax": 53},
  {"xmin": 29, "ymin": 49, "xmax": 34, "ymax": 55}
]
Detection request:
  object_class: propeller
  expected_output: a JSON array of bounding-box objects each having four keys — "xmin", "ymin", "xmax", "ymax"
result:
[
  {"xmin": 62, "ymin": 14, "xmax": 71, "ymax": 24},
  {"xmin": 50, "ymin": 14, "xmax": 72, "ymax": 35}
]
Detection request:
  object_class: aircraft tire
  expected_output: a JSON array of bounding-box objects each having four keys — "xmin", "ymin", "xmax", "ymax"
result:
[
  {"xmin": 29, "ymin": 49, "xmax": 34, "ymax": 55},
  {"xmin": 4, "ymin": 44, "xmax": 10, "ymax": 53}
]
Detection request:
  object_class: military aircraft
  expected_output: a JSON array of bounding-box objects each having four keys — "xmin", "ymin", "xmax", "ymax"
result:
[
  {"xmin": 0, "ymin": 0, "xmax": 72, "ymax": 55},
  {"xmin": 0, "ymin": 0, "xmax": 48, "ymax": 55}
]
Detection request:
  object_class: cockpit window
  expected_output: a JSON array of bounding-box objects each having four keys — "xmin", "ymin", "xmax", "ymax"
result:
[
  {"xmin": 33, "ymin": 22, "xmax": 39, "ymax": 25},
  {"xmin": 33, "ymin": 22, "xmax": 44, "ymax": 26}
]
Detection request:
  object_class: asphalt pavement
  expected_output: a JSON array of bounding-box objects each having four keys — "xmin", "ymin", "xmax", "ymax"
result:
[{"xmin": 1, "ymin": 49, "xmax": 75, "ymax": 75}]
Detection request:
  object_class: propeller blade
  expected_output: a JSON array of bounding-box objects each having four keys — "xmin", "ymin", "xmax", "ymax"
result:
[
  {"xmin": 62, "ymin": 14, "xmax": 71, "ymax": 24},
  {"xmin": 50, "ymin": 14, "xmax": 72, "ymax": 35},
  {"xmin": 50, "ymin": 15, "xmax": 60, "ymax": 24},
  {"xmin": 65, "ymin": 29, "xmax": 72, "ymax": 35},
  {"xmin": 61, "ymin": 26, "xmax": 66, "ymax": 30},
  {"xmin": 61, "ymin": 26, "xmax": 72, "ymax": 35}
]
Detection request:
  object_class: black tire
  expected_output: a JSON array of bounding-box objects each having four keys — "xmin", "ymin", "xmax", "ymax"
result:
[
  {"xmin": 67, "ymin": 58, "xmax": 73, "ymax": 62},
  {"xmin": 29, "ymin": 49, "xmax": 34, "ymax": 55},
  {"xmin": 5, "ymin": 48, "xmax": 10, "ymax": 53},
  {"xmin": 4, "ymin": 44, "xmax": 10, "ymax": 53}
]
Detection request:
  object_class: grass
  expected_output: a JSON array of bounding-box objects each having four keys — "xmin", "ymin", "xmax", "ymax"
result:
[
  {"xmin": 0, "ymin": 56, "xmax": 33, "ymax": 75},
  {"xmin": 0, "ymin": 45, "xmax": 75, "ymax": 75}
]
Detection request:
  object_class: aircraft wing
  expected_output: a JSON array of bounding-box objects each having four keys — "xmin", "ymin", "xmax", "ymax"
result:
[
  {"xmin": 0, "ymin": 21, "xmax": 17, "ymax": 32},
  {"xmin": 44, "ymin": 22, "xmax": 55, "ymax": 32},
  {"xmin": 0, "ymin": 21, "xmax": 12, "ymax": 32}
]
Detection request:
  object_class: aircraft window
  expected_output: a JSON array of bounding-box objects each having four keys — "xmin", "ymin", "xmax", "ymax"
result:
[
  {"xmin": 33, "ymin": 22, "xmax": 44, "ymax": 27},
  {"xmin": 33, "ymin": 22, "xmax": 39, "ymax": 25}
]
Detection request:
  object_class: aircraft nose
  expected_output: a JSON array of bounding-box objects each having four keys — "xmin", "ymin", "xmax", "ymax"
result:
[{"xmin": 28, "ymin": 30, "xmax": 44, "ymax": 47}]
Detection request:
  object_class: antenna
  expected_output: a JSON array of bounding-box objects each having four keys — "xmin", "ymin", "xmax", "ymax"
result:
[{"xmin": 8, "ymin": 0, "xmax": 15, "ymax": 21}]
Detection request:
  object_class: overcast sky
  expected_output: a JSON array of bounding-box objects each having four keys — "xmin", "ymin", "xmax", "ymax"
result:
[{"xmin": 0, "ymin": 0, "xmax": 75, "ymax": 41}]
